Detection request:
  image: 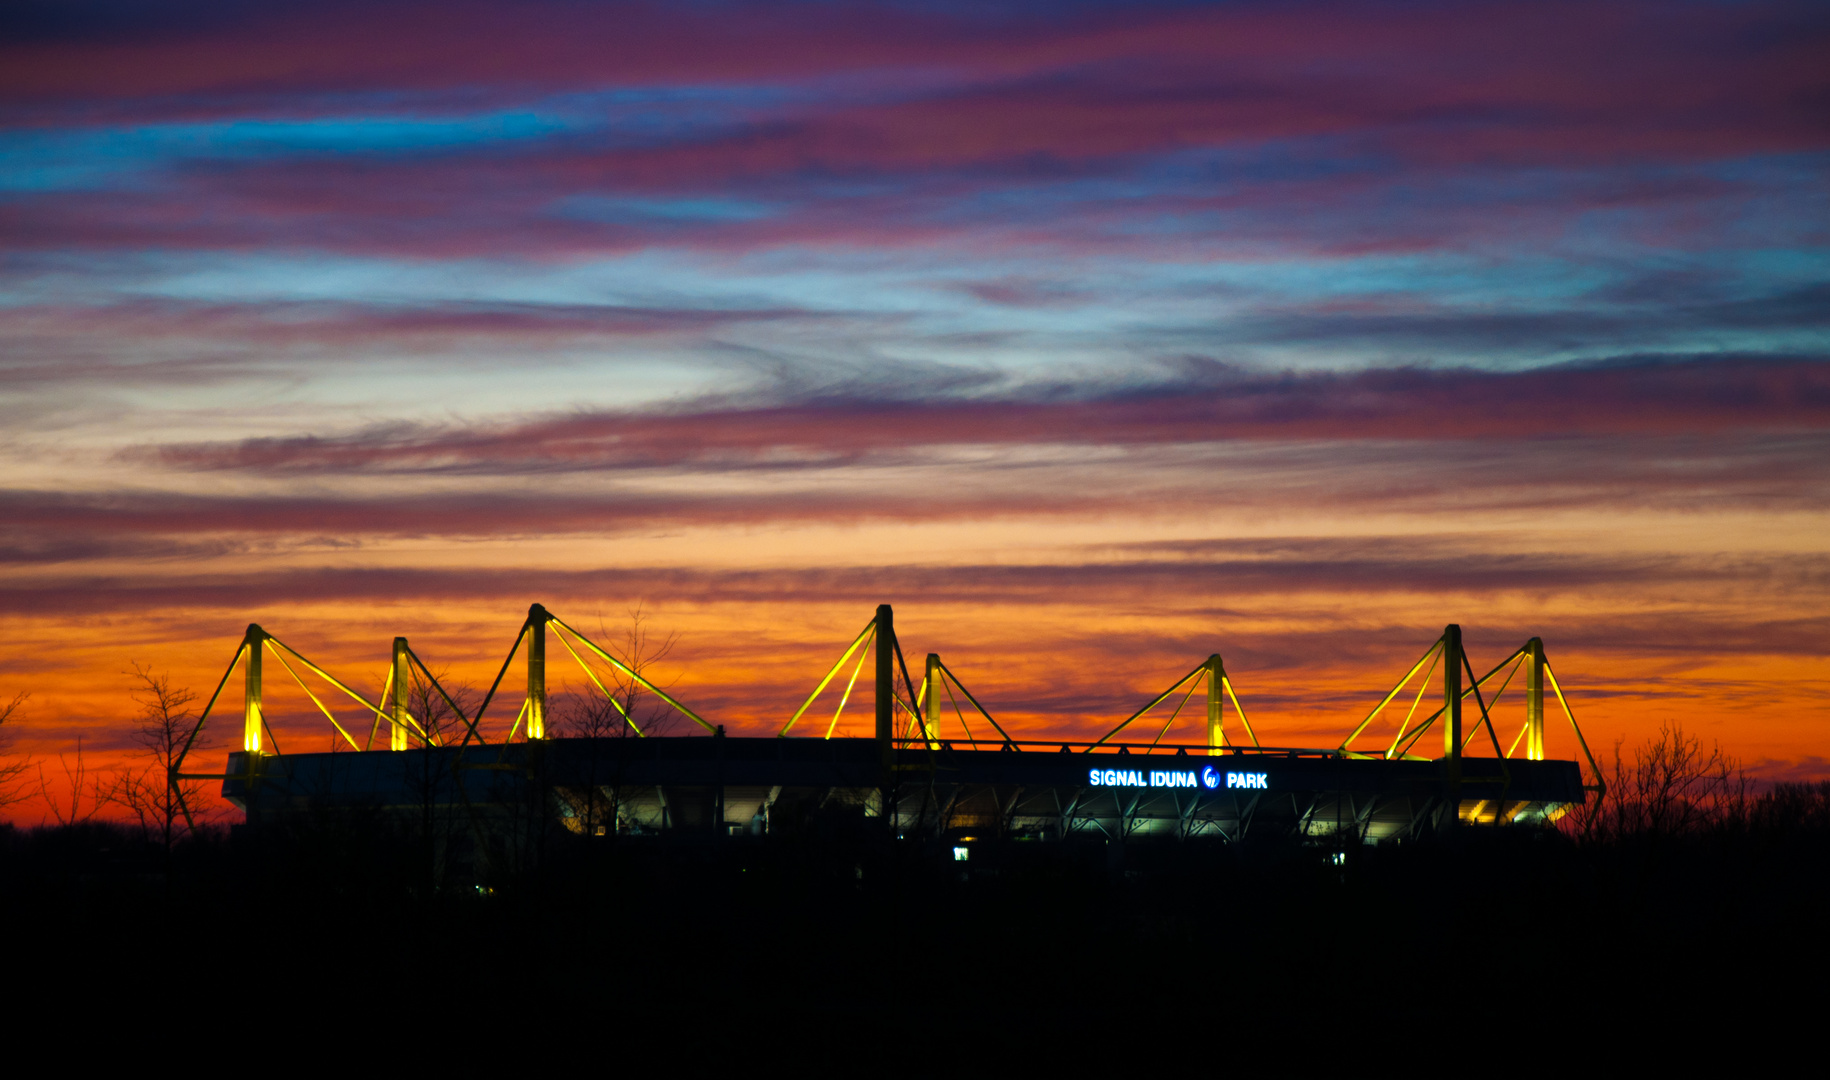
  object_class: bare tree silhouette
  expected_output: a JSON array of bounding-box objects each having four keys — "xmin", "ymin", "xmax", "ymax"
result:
[
  {"xmin": 0, "ymin": 692, "xmax": 31, "ymax": 811},
  {"xmin": 103, "ymin": 665, "xmax": 210, "ymax": 860},
  {"xmin": 557, "ymin": 604, "xmax": 684, "ymax": 836},
  {"xmin": 1565, "ymin": 721, "xmax": 1751, "ymax": 842},
  {"xmin": 1751, "ymin": 780, "xmax": 1830, "ymax": 834},
  {"xmin": 558, "ymin": 686, "xmax": 624, "ymax": 837},
  {"xmin": 398, "ymin": 665, "xmax": 477, "ymax": 895}
]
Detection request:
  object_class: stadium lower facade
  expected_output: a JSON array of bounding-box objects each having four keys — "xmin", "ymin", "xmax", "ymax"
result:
[{"xmin": 222, "ymin": 735, "xmax": 1585, "ymax": 845}]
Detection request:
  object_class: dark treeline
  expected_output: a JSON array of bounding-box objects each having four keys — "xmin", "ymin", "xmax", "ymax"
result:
[{"xmin": 2, "ymin": 726, "xmax": 1825, "ymax": 1056}]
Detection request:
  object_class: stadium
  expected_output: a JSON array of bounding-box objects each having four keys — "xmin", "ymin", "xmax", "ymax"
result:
[{"xmin": 188, "ymin": 603, "xmax": 1598, "ymax": 850}]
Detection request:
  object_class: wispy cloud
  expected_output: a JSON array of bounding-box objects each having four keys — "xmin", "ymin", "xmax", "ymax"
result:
[
  {"xmin": 129, "ymin": 356, "xmax": 1830, "ymax": 476},
  {"xmin": 3, "ymin": 2, "xmax": 1824, "ymax": 260}
]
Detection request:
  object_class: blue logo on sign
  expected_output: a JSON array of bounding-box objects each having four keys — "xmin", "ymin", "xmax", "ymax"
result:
[{"xmin": 1201, "ymin": 766, "xmax": 1220, "ymax": 790}]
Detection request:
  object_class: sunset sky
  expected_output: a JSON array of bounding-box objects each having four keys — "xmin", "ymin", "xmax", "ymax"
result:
[{"xmin": 2, "ymin": 0, "xmax": 1826, "ymax": 820}]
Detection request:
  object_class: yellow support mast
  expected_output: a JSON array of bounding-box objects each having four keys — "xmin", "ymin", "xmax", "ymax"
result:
[
  {"xmin": 924, "ymin": 653, "xmax": 941, "ymax": 749},
  {"xmin": 1526, "ymin": 637, "xmax": 1545, "ymax": 761},
  {"xmin": 1205, "ymin": 654, "xmax": 1224, "ymax": 755},
  {"xmin": 389, "ymin": 636, "xmax": 411, "ymax": 750},
  {"xmin": 527, "ymin": 603, "xmax": 549, "ymax": 740},
  {"xmin": 243, "ymin": 624, "xmax": 265, "ymax": 756},
  {"xmin": 1442, "ymin": 623, "xmax": 1463, "ymax": 825}
]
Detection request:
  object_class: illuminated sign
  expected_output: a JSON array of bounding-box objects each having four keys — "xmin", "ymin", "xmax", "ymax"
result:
[
  {"xmin": 1086, "ymin": 766, "xmax": 1270, "ymax": 790},
  {"xmin": 1088, "ymin": 767, "xmax": 1196, "ymax": 788},
  {"xmin": 1087, "ymin": 768, "xmax": 1204, "ymax": 789},
  {"xmin": 1202, "ymin": 765, "xmax": 1266, "ymax": 789}
]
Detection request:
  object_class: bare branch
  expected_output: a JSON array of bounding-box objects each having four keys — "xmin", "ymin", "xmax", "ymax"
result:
[
  {"xmin": 37, "ymin": 735, "xmax": 101, "ymax": 826},
  {"xmin": 582, "ymin": 602, "xmax": 684, "ymax": 739},
  {"xmin": 0, "ymin": 691, "xmax": 32, "ymax": 809}
]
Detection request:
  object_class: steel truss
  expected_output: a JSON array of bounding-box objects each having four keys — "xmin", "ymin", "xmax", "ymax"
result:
[
  {"xmin": 200, "ymin": 606, "xmax": 1598, "ymax": 842},
  {"xmin": 173, "ymin": 603, "xmax": 710, "ymax": 826}
]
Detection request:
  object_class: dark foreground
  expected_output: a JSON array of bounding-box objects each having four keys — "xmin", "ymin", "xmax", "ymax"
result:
[{"xmin": 4, "ymin": 791, "xmax": 1827, "ymax": 1063}]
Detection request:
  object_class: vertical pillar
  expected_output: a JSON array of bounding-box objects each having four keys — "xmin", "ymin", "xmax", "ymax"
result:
[
  {"xmin": 1205, "ymin": 654, "xmax": 1224, "ymax": 755},
  {"xmin": 714, "ymin": 724, "xmax": 726, "ymax": 837},
  {"xmin": 1442, "ymin": 623, "xmax": 1463, "ymax": 826},
  {"xmin": 875, "ymin": 605, "xmax": 894, "ymax": 746},
  {"xmin": 243, "ymin": 625, "xmax": 265, "ymax": 755},
  {"xmin": 924, "ymin": 653, "xmax": 941, "ymax": 748},
  {"xmin": 527, "ymin": 603, "xmax": 549, "ymax": 740},
  {"xmin": 389, "ymin": 636, "xmax": 410, "ymax": 750},
  {"xmin": 1526, "ymin": 637, "xmax": 1545, "ymax": 762},
  {"xmin": 874, "ymin": 605, "xmax": 896, "ymax": 825}
]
